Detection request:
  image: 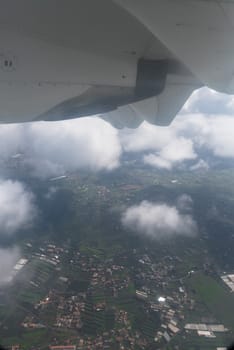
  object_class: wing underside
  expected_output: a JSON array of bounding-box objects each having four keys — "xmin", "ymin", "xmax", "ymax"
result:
[
  {"xmin": 101, "ymin": 77, "xmax": 198, "ymax": 128},
  {"xmin": 1, "ymin": 0, "xmax": 234, "ymax": 126}
]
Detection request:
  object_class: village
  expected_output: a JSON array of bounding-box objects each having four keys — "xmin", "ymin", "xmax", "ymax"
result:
[{"xmin": 3, "ymin": 238, "xmax": 231, "ymax": 350}]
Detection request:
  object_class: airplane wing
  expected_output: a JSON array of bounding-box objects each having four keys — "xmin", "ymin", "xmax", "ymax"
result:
[
  {"xmin": 0, "ymin": 0, "xmax": 233, "ymax": 127},
  {"xmin": 102, "ymin": 75, "xmax": 198, "ymax": 128}
]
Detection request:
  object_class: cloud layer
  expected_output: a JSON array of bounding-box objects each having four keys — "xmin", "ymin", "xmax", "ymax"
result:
[
  {"xmin": 0, "ymin": 117, "xmax": 122, "ymax": 178},
  {"xmin": 0, "ymin": 179, "xmax": 35, "ymax": 235},
  {"xmin": 120, "ymin": 114, "xmax": 234, "ymax": 170},
  {"xmin": 122, "ymin": 196, "xmax": 197, "ymax": 239},
  {"xmin": 0, "ymin": 87, "xmax": 233, "ymax": 178}
]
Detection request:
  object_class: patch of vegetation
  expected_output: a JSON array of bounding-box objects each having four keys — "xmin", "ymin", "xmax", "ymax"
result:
[{"xmin": 187, "ymin": 272, "xmax": 234, "ymax": 329}]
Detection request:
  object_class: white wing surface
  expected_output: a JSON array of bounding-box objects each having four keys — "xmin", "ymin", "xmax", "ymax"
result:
[{"xmin": 0, "ymin": 0, "xmax": 233, "ymax": 126}]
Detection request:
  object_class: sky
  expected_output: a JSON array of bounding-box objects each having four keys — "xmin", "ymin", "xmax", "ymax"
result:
[{"xmin": 0, "ymin": 87, "xmax": 234, "ymax": 283}]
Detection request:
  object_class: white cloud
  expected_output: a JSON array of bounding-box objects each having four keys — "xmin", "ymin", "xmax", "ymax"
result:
[
  {"xmin": 203, "ymin": 116, "xmax": 234, "ymax": 158},
  {"xmin": 0, "ymin": 179, "xmax": 35, "ymax": 235},
  {"xmin": 190, "ymin": 159, "xmax": 209, "ymax": 171},
  {"xmin": 176, "ymin": 194, "xmax": 193, "ymax": 213},
  {"xmin": 0, "ymin": 124, "xmax": 24, "ymax": 158},
  {"xmin": 120, "ymin": 107, "xmax": 234, "ymax": 170},
  {"xmin": 143, "ymin": 154, "xmax": 172, "ymax": 169},
  {"xmin": 143, "ymin": 137, "xmax": 197, "ymax": 169},
  {"xmin": 182, "ymin": 87, "xmax": 234, "ymax": 115},
  {"xmin": 0, "ymin": 117, "xmax": 122, "ymax": 178},
  {"xmin": 160, "ymin": 138, "xmax": 196, "ymax": 162},
  {"xmin": 0, "ymin": 247, "xmax": 20, "ymax": 285},
  {"xmin": 25, "ymin": 118, "xmax": 121, "ymax": 177},
  {"xmin": 120, "ymin": 122, "xmax": 173, "ymax": 153},
  {"xmin": 173, "ymin": 113, "xmax": 234, "ymax": 159},
  {"xmin": 122, "ymin": 197, "xmax": 197, "ymax": 239}
]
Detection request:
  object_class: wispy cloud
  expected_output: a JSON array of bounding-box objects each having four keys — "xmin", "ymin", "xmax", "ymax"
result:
[
  {"xmin": 0, "ymin": 247, "xmax": 20, "ymax": 286},
  {"xmin": 0, "ymin": 179, "xmax": 36, "ymax": 235}
]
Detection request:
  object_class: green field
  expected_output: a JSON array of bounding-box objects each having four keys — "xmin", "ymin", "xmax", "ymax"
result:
[
  {"xmin": 2, "ymin": 328, "xmax": 78, "ymax": 350},
  {"xmin": 167, "ymin": 332, "xmax": 231, "ymax": 350},
  {"xmin": 14, "ymin": 258, "xmax": 56, "ymax": 306},
  {"xmin": 187, "ymin": 272, "xmax": 234, "ymax": 329}
]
